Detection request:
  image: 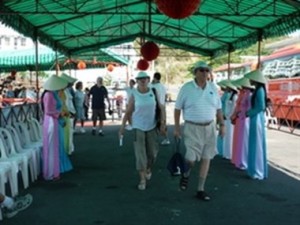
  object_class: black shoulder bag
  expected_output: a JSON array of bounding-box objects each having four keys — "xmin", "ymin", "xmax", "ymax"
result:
[
  {"xmin": 152, "ymin": 88, "xmax": 161, "ymax": 130},
  {"xmin": 167, "ymin": 138, "xmax": 188, "ymax": 176}
]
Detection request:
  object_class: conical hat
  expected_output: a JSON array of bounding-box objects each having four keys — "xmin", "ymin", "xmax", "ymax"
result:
[
  {"xmin": 226, "ymin": 81, "xmax": 238, "ymax": 91},
  {"xmin": 221, "ymin": 79, "xmax": 237, "ymax": 91},
  {"xmin": 244, "ymin": 70, "xmax": 266, "ymax": 84},
  {"xmin": 60, "ymin": 73, "xmax": 77, "ymax": 83},
  {"xmin": 232, "ymin": 78, "xmax": 243, "ymax": 89},
  {"xmin": 217, "ymin": 80, "xmax": 226, "ymax": 88},
  {"xmin": 43, "ymin": 75, "xmax": 69, "ymax": 91},
  {"xmin": 238, "ymin": 77, "xmax": 255, "ymax": 89}
]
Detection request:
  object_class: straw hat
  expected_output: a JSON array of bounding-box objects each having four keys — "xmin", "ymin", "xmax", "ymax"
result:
[
  {"xmin": 43, "ymin": 75, "xmax": 69, "ymax": 91},
  {"xmin": 135, "ymin": 71, "xmax": 150, "ymax": 79},
  {"xmin": 60, "ymin": 73, "xmax": 77, "ymax": 83},
  {"xmin": 244, "ymin": 70, "xmax": 266, "ymax": 84},
  {"xmin": 238, "ymin": 77, "xmax": 255, "ymax": 89},
  {"xmin": 193, "ymin": 61, "xmax": 210, "ymax": 73}
]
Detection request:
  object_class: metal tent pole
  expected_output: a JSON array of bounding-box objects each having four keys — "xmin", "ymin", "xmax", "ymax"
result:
[
  {"xmin": 257, "ymin": 30, "xmax": 263, "ymax": 70},
  {"xmin": 34, "ymin": 29, "xmax": 40, "ymax": 120},
  {"xmin": 227, "ymin": 51, "xmax": 231, "ymax": 80},
  {"xmin": 55, "ymin": 49, "xmax": 59, "ymax": 75}
]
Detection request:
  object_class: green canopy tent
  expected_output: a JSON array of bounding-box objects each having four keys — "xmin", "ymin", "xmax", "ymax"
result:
[
  {"xmin": 0, "ymin": 0, "xmax": 299, "ymax": 58},
  {"xmin": 0, "ymin": 47, "xmax": 128, "ymax": 72}
]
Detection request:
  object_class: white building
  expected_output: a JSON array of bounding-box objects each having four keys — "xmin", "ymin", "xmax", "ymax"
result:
[{"xmin": 0, "ymin": 23, "xmax": 35, "ymax": 50}]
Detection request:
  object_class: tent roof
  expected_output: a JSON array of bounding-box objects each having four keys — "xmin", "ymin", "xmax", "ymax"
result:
[
  {"xmin": 0, "ymin": 0, "xmax": 299, "ymax": 57},
  {"xmin": 0, "ymin": 47, "xmax": 128, "ymax": 72}
]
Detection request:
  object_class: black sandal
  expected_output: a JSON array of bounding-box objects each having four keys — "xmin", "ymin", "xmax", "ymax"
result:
[
  {"xmin": 179, "ymin": 176, "xmax": 189, "ymax": 191},
  {"xmin": 196, "ymin": 191, "xmax": 211, "ymax": 201}
]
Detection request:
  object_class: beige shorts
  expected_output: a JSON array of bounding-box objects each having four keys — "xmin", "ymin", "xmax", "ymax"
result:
[
  {"xmin": 133, "ymin": 128, "xmax": 159, "ymax": 171},
  {"xmin": 183, "ymin": 122, "xmax": 217, "ymax": 162}
]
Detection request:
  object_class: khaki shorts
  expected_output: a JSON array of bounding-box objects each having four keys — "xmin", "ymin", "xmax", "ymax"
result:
[
  {"xmin": 133, "ymin": 128, "xmax": 159, "ymax": 171},
  {"xmin": 92, "ymin": 109, "xmax": 106, "ymax": 121},
  {"xmin": 183, "ymin": 122, "xmax": 217, "ymax": 162}
]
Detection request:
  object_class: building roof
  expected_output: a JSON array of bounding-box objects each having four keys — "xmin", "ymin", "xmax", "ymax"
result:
[{"xmin": 262, "ymin": 44, "xmax": 300, "ymax": 62}]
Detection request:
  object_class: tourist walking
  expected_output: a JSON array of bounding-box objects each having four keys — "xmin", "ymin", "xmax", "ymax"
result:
[
  {"xmin": 89, "ymin": 77, "xmax": 111, "ymax": 136},
  {"xmin": 174, "ymin": 61, "xmax": 225, "ymax": 201},
  {"xmin": 119, "ymin": 71, "xmax": 166, "ymax": 191},
  {"xmin": 74, "ymin": 81, "xmax": 86, "ymax": 133}
]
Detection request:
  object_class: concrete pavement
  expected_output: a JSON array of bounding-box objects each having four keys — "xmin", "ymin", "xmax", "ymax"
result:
[
  {"xmin": 1, "ymin": 102, "xmax": 299, "ymax": 225},
  {"xmin": 164, "ymin": 102, "xmax": 300, "ymax": 180}
]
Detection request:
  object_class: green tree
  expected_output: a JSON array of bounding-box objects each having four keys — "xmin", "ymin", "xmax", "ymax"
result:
[{"xmin": 137, "ymin": 35, "xmax": 288, "ymax": 85}]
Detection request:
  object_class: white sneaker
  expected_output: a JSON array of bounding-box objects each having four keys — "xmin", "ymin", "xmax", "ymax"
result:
[
  {"xmin": 3, "ymin": 194, "xmax": 33, "ymax": 218},
  {"xmin": 80, "ymin": 128, "xmax": 86, "ymax": 133},
  {"xmin": 125, "ymin": 125, "xmax": 133, "ymax": 131},
  {"xmin": 161, "ymin": 139, "xmax": 170, "ymax": 145},
  {"xmin": 145, "ymin": 172, "xmax": 152, "ymax": 180},
  {"xmin": 137, "ymin": 181, "xmax": 146, "ymax": 190},
  {"xmin": 173, "ymin": 166, "xmax": 181, "ymax": 176}
]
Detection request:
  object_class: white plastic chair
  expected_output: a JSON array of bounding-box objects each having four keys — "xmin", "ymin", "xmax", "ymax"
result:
[
  {"xmin": 265, "ymin": 108, "xmax": 278, "ymax": 128},
  {"xmin": 0, "ymin": 129, "xmax": 30, "ymax": 191},
  {"xmin": 14, "ymin": 122, "xmax": 43, "ymax": 150},
  {"xmin": 28, "ymin": 118, "xmax": 42, "ymax": 142},
  {"xmin": 5, "ymin": 126, "xmax": 39, "ymax": 181},
  {"xmin": 14, "ymin": 122, "xmax": 43, "ymax": 177},
  {"xmin": 0, "ymin": 161, "xmax": 18, "ymax": 221},
  {"xmin": 0, "ymin": 162, "xmax": 17, "ymax": 197}
]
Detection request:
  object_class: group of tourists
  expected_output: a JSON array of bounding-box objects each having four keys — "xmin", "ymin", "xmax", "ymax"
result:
[
  {"xmin": 40, "ymin": 60, "xmax": 268, "ymax": 203},
  {"xmin": 119, "ymin": 61, "xmax": 268, "ymax": 202}
]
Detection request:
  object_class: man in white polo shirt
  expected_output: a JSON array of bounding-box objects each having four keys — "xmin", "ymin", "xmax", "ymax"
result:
[{"xmin": 174, "ymin": 61, "xmax": 225, "ymax": 201}]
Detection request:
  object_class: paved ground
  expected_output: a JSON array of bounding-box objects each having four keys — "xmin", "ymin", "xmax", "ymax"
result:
[{"xmin": 2, "ymin": 103, "xmax": 299, "ymax": 225}]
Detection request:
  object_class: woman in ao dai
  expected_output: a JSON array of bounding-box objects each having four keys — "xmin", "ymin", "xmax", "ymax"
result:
[
  {"xmin": 245, "ymin": 70, "xmax": 268, "ymax": 180},
  {"xmin": 231, "ymin": 78, "xmax": 253, "ymax": 169},
  {"xmin": 222, "ymin": 82, "xmax": 238, "ymax": 160}
]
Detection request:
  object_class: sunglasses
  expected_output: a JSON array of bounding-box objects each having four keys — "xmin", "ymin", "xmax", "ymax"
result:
[
  {"xmin": 136, "ymin": 77, "xmax": 148, "ymax": 81},
  {"xmin": 197, "ymin": 68, "xmax": 210, "ymax": 73}
]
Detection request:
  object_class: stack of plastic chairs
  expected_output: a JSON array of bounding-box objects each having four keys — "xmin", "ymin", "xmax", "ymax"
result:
[
  {"xmin": 5, "ymin": 126, "xmax": 39, "ymax": 181},
  {"xmin": 0, "ymin": 161, "xmax": 17, "ymax": 221},
  {"xmin": 0, "ymin": 128, "xmax": 30, "ymax": 191}
]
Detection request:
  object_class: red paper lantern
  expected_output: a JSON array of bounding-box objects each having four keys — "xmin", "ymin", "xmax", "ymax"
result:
[
  {"xmin": 107, "ymin": 64, "xmax": 114, "ymax": 72},
  {"xmin": 141, "ymin": 41, "xmax": 160, "ymax": 61},
  {"xmin": 137, "ymin": 59, "xmax": 149, "ymax": 71},
  {"xmin": 156, "ymin": 0, "xmax": 201, "ymax": 19},
  {"xmin": 77, "ymin": 60, "xmax": 86, "ymax": 70}
]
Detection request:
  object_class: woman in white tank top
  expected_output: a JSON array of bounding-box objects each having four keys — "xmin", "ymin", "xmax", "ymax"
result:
[{"xmin": 119, "ymin": 71, "xmax": 166, "ymax": 191}]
